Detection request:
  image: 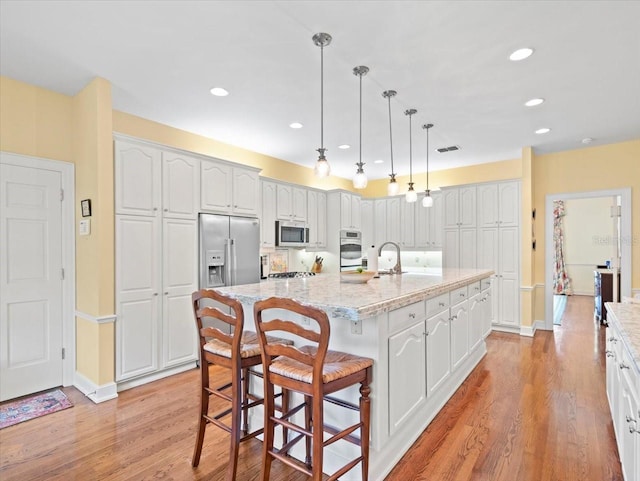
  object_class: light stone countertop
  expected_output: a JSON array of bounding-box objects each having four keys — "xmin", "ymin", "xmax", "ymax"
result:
[
  {"xmin": 606, "ymin": 302, "xmax": 640, "ymax": 372},
  {"xmin": 215, "ymin": 268, "xmax": 493, "ymax": 321}
]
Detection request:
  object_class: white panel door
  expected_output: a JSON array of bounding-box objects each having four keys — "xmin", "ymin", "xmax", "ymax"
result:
[
  {"xmin": 162, "ymin": 219, "xmax": 198, "ymax": 368},
  {"xmin": 307, "ymin": 190, "xmax": 319, "ymax": 248},
  {"xmin": 477, "ymin": 183, "xmax": 498, "ymax": 227},
  {"xmin": 498, "ymin": 181, "xmax": 520, "ymax": 227},
  {"xmin": 360, "ymin": 200, "xmax": 374, "ymax": 250},
  {"xmin": 388, "ymin": 321, "xmax": 426, "ymax": 435},
  {"xmin": 459, "ymin": 186, "xmax": 477, "ymax": 228},
  {"xmin": 443, "ymin": 229, "xmax": 459, "ymax": 269},
  {"xmin": 478, "ymin": 228, "xmax": 499, "ymax": 272},
  {"xmin": 468, "ymin": 294, "xmax": 483, "ymax": 352},
  {"xmin": 316, "ymin": 191, "xmax": 327, "ymax": 248},
  {"xmin": 350, "ymin": 195, "xmax": 361, "ymax": 230},
  {"xmin": 276, "ymin": 184, "xmax": 293, "ymax": 220},
  {"xmin": 115, "ymin": 141, "xmax": 161, "ymax": 216},
  {"xmin": 386, "ymin": 197, "xmax": 402, "ymax": 243},
  {"xmin": 459, "ymin": 228, "xmax": 477, "ymax": 269},
  {"xmin": 400, "ymin": 200, "xmax": 415, "ymax": 248},
  {"xmin": 374, "ymin": 199, "xmax": 387, "ymax": 248},
  {"xmin": 429, "ymin": 192, "xmax": 443, "ymax": 249},
  {"xmin": 260, "ymin": 181, "xmax": 277, "ymax": 248},
  {"xmin": 442, "ymin": 189, "xmax": 459, "ymax": 228},
  {"xmin": 499, "ymin": 277, "xmax": 519, "ymax": 327},
  {"xmin": 482, "ymin": 287, "xmax": 493, "ymax": 337},
  {"xmin": 0, "ymin": 164, "xmax": 63, "ymax": 401},
  {"xmin": 201, "ymin": 161, "xmax": 232, "ymax": 213},
  {"xmin": 291, "ymin": 187, "xmax": 307, "ymax": 222},
  {"xmin": 340, "ymin": 192, "xmax": 352, "ymax": 229},
  {"xmin": 115, "ymin": 215, "xmax": 161, "ymax": 381},
  {"xmin": 162, "ymin": 152, "xmax": 199, "ymax": 219},
  {"xmin": 232, "ymin": 169, "xmax": 259, "ymax": 217},
  {"xmin": 415, "ymin": 198, "xmax": 429, "ymax": 248}
]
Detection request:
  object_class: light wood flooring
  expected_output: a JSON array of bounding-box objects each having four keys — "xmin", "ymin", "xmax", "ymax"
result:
[{"xmin": 0, "ymin": 295, "xmax": 623, "ymax": 481}]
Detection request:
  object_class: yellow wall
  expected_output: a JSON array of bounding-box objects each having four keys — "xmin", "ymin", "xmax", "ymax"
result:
[
  {"xmin": 532, "ymin": 139, "xmax": 640, "ymax": 319},
  {"xmin": 0, "ymin": 76, "xmax": 73, "ymax": 161},
  {"xmin": 113, "ymin": 111, "xmax": 355, "ymax": 192},
  {"xmin": 361, "ymin": 158, "xmax": 522, "ymax": 198}
]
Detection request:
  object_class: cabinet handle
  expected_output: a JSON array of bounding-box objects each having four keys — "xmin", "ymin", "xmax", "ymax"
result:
[
  {"xmin": 619, "ymin": 363, "xmax": 630, "ymax": 370},
  {"xmin": 153, "ymin": 207, "xmax": 158, "ymax": 211},
  {"xmin": 164, "ymin": 208, "xmax": 168, "ymax": 212},
  {"xmin": 606, "ymin": 351, "xmax": 614, "ymax": 357},
  {"xmin": 474, "ymin": 287, "xmax": 480, "ymax": 291},
  {"xmin": 438, "ymin": 302, "xmax": 445, "ymax": 307},
  {"xmin": 234, "ymin": 205, "xmax": 238, "ymax": 208},
  {"xmin": 153, "ymin": 293, "xmax": 158, "ymax": 296},
  {"xmin": 626, "ymin": 415, "xmax": 637, "ymax": 424},
  {"xmin": 459, "ymin": 293, "xmax": 465, "ymax": 297},
  {"xmin": 227, "ymin": 204, "xmax": 231, "ymax": 207},
  {"xmin": 423, "ymin": 331, "xmax": 429, "ymax": 337},
  {"xmin": 409, "ymin": 313, "xmax": 416, "ymax": 319},
  {"xmin": 608, "ymin": 336, "xmax": 618, "ymax": 343},
  {"xmin": 450, "ymin": 315, "xmax": 458, "ymax": 321},
  {"xmin": 630, "ymin": 425, "xmax": 640, "ymax": 435}
]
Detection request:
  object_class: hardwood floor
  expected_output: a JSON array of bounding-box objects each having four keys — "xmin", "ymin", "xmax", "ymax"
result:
[{"xmin": 0, "ymin": 296, "xmax": 622, "ymax": 481}]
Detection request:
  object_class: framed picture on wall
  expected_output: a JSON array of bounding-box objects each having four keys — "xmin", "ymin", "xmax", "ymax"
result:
[{"xmin": 81, "ymin": 199, "xmax": 92, "ymax": 217}]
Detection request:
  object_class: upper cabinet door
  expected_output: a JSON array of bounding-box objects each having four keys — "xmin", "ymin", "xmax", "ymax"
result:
[
  {"xmin": 260, "ymin": 181, "xmax": 277, "ymax": 248},
  {"xmin": 232, "ymin": 168, "xmax": 259, "ymax": 217},
  {"xmin": 477, "ymin": 183, "xmax": 498, "ymax": 227},
  {"xmin": 430, "ymin": 192, "xmax": 443, "ymax": 249},
  {"xmin": 442, "ymin": 189, "xmax": 459, "ymax": 228},
  {"xmin": 498, "ymin": 181, "xmax": 520, "ymax": 227},
  {"xmin": 316, "ymin": 191, "xmax": 327, "ymax": 248},
  {"xmin": 340, "ymin": 192, "xmax": 352, "ymax": 229},
  {"xmin": 459, "ymin": 186, "xmax": 477, "ymax": 228},
  {"xmin": 374, "ymin": 199, "xmax": 388, "ymax": 248},
  {"xmin": 162, "ymin": 152, "xmax": 199, "ymax": 219},
  {"xmin": 292, "ymin": 187, "xmax": 307, "ymax": 222},
  {"xmin": 276, "ymin": 184, "xmax": 293, "ymax": 220},
  {"xmin": 115, "ymin": 140, "xmax": 162, "ymax": 216},
  {"xmin": 350, "ymin": 195, "xmax": 361, "ymax": 230},
  {"xmin": 307, "ymin": 190, "xmax": 319, "ymax": 247},
  {"xmin": 386, "ymin": 197, "xmax": 402, "ymax": 243},
  {"xmin": 361, "ymin": 200, "xmax": 374, "ymax": 250},
  {"xmin": 201, "ymin": 161, "xmax": 232, "ymax": 213}
]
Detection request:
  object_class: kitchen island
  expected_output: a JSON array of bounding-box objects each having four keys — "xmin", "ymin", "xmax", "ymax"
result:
[{"xmin": 216, "ymin": 268, "xmax": 493, "ymax": 480}]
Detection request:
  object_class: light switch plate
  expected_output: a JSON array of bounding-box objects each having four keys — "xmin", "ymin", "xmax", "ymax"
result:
[{"xmin": 79, "ymin": 219, "xmax": 91, "ymax": 236}]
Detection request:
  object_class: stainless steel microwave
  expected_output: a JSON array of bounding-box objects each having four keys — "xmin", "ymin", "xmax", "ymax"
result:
[{"xmin": 275, "ymin": 220, "xmax": 309, "ymax": 247}]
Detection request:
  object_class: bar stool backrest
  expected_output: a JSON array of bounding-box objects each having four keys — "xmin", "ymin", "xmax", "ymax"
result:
[
  {"xmin": 192, "ymin": 289, "xmax": 244, "ymax": 358},
  {"xmin": 254, "ymin": 297, "xmax": 330, "ymax": 385}
]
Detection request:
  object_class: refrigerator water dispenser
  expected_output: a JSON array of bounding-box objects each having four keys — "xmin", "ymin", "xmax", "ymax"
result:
[{"xmin": 206, "ymin": 249, "xmax": 225, "ymax": 287}]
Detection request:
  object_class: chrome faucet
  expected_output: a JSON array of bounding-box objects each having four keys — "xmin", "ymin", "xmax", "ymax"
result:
[{"xmin": 378, "ymin": 241, "xmax": 402, "ymax": 275}]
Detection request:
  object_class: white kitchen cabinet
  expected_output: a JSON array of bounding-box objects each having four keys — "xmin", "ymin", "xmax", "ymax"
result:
[
  {"xmin": 443, "ymin": 185, "xmax": 476, "ymax": 229},
  {"xmin": 115, "ymin": 140, "xmax": 162, "ymax": 217},
  {"xmin": 426, "ymin": 308, "xmax": 450, "ymax": 397},
  {"xmin": 443, "ymin": 185, "xmax": 477, "ymax": 270},
  {"xmin": 162, "ymin": 151, "xmax": 199, "ymax": 219},
  {"xmin": 338, "ymin": 192, "xmax": 361, "ymax": 230},
  {"xmin": 415, "ymin": 191, "xmax": 443, "ymax": 249},
  {"xmin": 115, "ymin": 215, "xmax": 161, "ymax": 380},
  {"xmin": 620, "ymin": 382, "xmax": 640, "ymax": 481},
  {"xmin": 361, "ymin": 200, "xmax": 374, "ymax": 250},
  {"xmin": 260, "ymin": 180, "xmax": 277, "ymax": 248},
  {"xmin": 443, "ymin": 227, "xmax": 476, "ymax": 269},
  {"xmin": 400, "ymin": 200, "xmax": 415, "ymax": 248},
  {"xmin": 116, "ymin": 215, "xmax": 198, "ymax": 383},
  {"xmin": 277, "ymin": 184, "xmax": 307, "ymax": 222},
  {"xmin": 477, "ymin": 181, "xmax": 519, "ymax": 228},
  {"xmin": 468, "ymin": 283, "xmax": 484, "ymax": 353},
  {"xmin": 450, "ymin": 290, "xmax": 469, "ymax": 371},
  {"xmin": 374, "ymin": 199, "xmax": 388, "ymax": 248},
  {"xmin": 386, "ymin": 197, "xmax": 402, "ymax": 244},
  {"xmin": 388, "ymin": 320, "xmax": 427, "ymax": 435},
  {"xmin": 307, "ymin": 189, "xmax": 327, "ymax": 249},
  {"xmin": 481, "ymin": 279, "xmax": 493, "ymax": 338},
  {"xmin": 201, "ymin": 160, "xmax": 259, "ymax": 217}
]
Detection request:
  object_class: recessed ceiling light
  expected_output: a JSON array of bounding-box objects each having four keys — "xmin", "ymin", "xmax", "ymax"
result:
[
  {"xmin": 509, "ymin": 48, "xmax": 534, "ymax": 61},
  {"xmin": 373, "ymin": 159, "xmax": 384, "ymax": 164},
  {"xmin": 535, "ymin": 128, "xmax": 551, "ymax": 134},
  {"xmin": 525, "ymin": 98, "xmax": 544, "ymax": 107},
  {"xmin": 338, "ymin": 144, "xmax": 351, "ymax": 150},
  {"xmin": 582, "ymin": 137, "xmax": 594, "ymax": 144},
  {"xmin": 289, "ymin": 122, "xmax": 303, "ymax": 129},
  {"xmin": 210, "ymin": 87, "xmax": 229, "ymax": 97}
]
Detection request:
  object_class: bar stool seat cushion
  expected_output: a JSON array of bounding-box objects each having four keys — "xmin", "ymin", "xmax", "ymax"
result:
[
  {"xmin": 204, "ymin": 332, "xmax": 292, "ymax": 359},
  {"xmin": 270, "ymin": 345, "xmax": 373, "ymax": 384}
]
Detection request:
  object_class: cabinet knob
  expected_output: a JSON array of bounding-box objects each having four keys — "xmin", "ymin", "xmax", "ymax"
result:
[
  {"xmin": 423, "ymin": 331, "xmax": 429, "ymax": 337},
  {"xmin": 234, "ymin": 205, "xmax": 238, "ymax": 208},
  {"xmin": 408, "ymin": 313, "xmax": 416, "ymax": 319},
  {"xmin": 438, "ymin": 302, "xmax": 445, "ymax": 307},
  {"xmin": 475, "ymin": 287, "xmax": 480, "ymax": 291},
  {"xmin": 164, "ymin": 208, "xmax": 168, "ymax": 212},
  {"xmin": 608, "ymin": 336, "xmax": 618, "ymax": 343},
  {"xmin": 164, "ymin": 292, "xmax": 169, "ymax": 295},
  {"xmin": 620, "ymin": 363, "xmax": 630, "ymax": 370},
  {"xmin": 460, "ymin": 293, "xmax": 465, "ymax": 297},
  {"xmin": 153, "ymin": 207, "xmax": 158, "ymax": 211},
  {"xmin": 227, "ymin": 204, "xmax": 231, "ymax": 207},
  {"xmin": 153, "ymin": 293, "xmax": 158, "ymax": 296},
  {"xmin": 450, "ymin": 315, "xmax": 458, "ymax": 321},
  {"xmin": 606, "ymin": 351, "xmax": 614, "ymax": 357}
]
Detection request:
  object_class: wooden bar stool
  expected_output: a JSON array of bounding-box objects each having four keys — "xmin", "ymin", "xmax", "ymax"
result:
[
  {"xmin": 253, "ymin": 296, "xmax": 374, "ymax": 481},
  {"xmin": 191, "ymin": 289, "xmax": 292, "ymax": 481}
]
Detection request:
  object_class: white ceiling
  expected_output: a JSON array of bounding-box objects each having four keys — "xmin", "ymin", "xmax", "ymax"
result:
[{"xmin": 2, "ymin": 1, "xmax": 639, "ymax": 182}]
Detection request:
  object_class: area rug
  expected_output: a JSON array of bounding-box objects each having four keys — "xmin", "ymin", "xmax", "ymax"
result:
[
  {"xmin": 553, "ymin": 294, "xmax": 568, "ymax": 326},
  {"xmin": 0, "ymin": 389, "xmax": 73, "ymax": 429}
]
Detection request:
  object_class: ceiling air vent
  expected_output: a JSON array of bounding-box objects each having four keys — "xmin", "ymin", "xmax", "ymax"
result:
[{"xmin": 436, "ymin": 145, "xmax": 460, "ymax": 153}]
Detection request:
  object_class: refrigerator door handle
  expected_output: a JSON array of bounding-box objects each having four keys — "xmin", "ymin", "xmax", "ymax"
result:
[
  {"xmin": 224, "ymin": 239, "xmax": 233, "ymax": 286},
  {"xmin": 229, "ymin": 238, "xmax": 237, "ymax": 286}
]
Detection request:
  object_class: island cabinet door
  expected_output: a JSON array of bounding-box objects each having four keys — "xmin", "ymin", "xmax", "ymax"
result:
[
  {"xmin": 426, "ymin": 311, "xmax": 451, "ymax": 397},
  {"xmin": 388, "ymin": 320, "xmax": 427, "ymax": 435},
  {"xmin": 468, "ymin": 292, "xmax": 483, "ymax": 353},
  {"xmin": 450, "ymin": 300, "xmax": 469, "ymax": 371}
]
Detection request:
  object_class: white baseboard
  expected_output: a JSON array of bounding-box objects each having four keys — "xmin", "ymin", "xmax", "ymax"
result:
[
  {"xmin": 116, "ymin": 361, "xmax": 197, "ymax": 392},
  {"xmin": 520, "ymin": 320, "xmax": 547, "ymax": 337},
  {"xmin": 491, "ymin": 324, "xmax": 520, "ymax": 335},
  {"xmin": 74, "ymin": 372, "xmax": 118, "ymax": 404}
]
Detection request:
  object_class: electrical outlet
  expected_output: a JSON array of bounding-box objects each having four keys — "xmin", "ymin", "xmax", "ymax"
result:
[{"xmin": 351, "ymin": 319, "xmax": 362, "ymax": 335}]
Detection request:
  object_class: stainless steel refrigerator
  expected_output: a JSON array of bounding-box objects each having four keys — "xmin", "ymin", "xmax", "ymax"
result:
[{"xmin": 199, "ymin": 213, "xmax": 260, "ymax": 289}]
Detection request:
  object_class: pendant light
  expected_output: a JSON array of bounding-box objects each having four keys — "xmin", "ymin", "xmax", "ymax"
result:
[
  {"xmin": 312, "ymin": 33, "xmax": 332, "ymax": 178},
  {"xmin": 383, "ymin": 90, "xmax": 399, "ymax": 195},
  {"xmin": 405, "ymin": 108, "xmax": 418, "ymax": 203},
  {"xmin": 422, "ymin": 123, "xmax": 434, "ymax": 207},
  {"xmin": 352, "ymin": 66, "xmax": 369, "ymax": 189}
]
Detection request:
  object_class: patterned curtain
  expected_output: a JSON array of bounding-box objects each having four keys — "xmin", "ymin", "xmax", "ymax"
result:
[{"xmin": 553, "ymin": 200, "xmax": 572, "ymax": 295}]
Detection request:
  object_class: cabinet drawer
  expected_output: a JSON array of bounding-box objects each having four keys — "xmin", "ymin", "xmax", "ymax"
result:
[
  {"xmin": 619, "ymin": 342, "xmax": 639, "ymax": 394},
  {"xmin": 388, "ymin": 301, "xmax": 426, "ymax": 334},
  {"xmin": 480, "ymin": 278, "xmax": 491, "ymax": 291},
  {"xmin": 426, "ymin": 293, "xmax": 450, "ymax": 318},
  {"xmin": 469, "ymin": 281, "xmax": 482, "ymax": 296},
  {"xmin": 450, "ymin": 286, "xmax": 468, "ymax": 304}
]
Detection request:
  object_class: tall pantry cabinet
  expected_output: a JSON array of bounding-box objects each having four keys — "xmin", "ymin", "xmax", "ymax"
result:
[
  {"xmin": 476, "ymin": 181, "xmax": 520, "ymax": 331},
  {"xmin": 114, "ymin": 139, "xmax": 199, "ymax": 385}
]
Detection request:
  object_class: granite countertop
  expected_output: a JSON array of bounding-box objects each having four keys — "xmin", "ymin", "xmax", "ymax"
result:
[
  {"xmin": 605, "ymin": 302, "xmax": 640, "ymax": 372},
  {"xmin": 216, "ymin": 268, "xmax": 493, "ymax": 321}
]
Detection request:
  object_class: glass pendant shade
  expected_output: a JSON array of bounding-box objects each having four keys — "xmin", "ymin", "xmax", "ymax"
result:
[
  {"xmin": 422, "ymin": 191, "xmax": 433, "ymax": 207},
  {"xmin": 314, "ymin": 158, "xmax": 331, "ymax": 178},
  {"xmin": 353, "ymin": 168, "xmax": 368, "ymax": 189},
  {"xmin": 406, "ymin": 184, "xmax": 417, "ymax": 203},
  {"xmin": 387, "ymin": 177, "xmax": 400, "ymax": 196}
]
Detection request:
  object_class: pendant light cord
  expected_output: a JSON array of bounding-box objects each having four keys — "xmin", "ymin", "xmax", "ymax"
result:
[
  {"xmin": 409, "ymin": 114, "xmax": 413, "ymax": 182},
  {"xmin": 388, "ymin": 95, "xmax": 394, "ymax": 174},
  {"xmin": 320, "ymin": 43, "xmax": 324, "ymax": 150},
  {"xmin": 359, "ymin": 73, "xmax": 362, "ymax": 165},
  {"xmin": 426, "ymin": 126, "xmax": 429, "ymax": 190}
]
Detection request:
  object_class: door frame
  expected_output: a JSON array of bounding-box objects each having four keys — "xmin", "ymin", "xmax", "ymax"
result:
[
  {"xmin": 544, "ymin": 187, "xmax": 631, "ymax": 330},
  {"xmin": 0, "ymin": 151, "xmax": 76, "ymax": 388}
]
